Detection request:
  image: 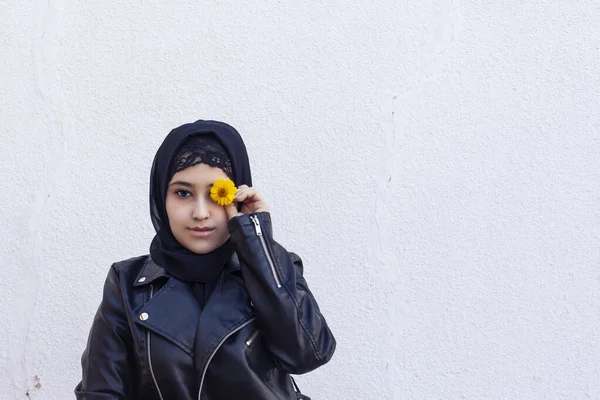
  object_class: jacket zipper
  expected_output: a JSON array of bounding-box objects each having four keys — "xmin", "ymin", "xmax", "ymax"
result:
[
  {"xmin": 147, "ymin": 285, "xmax": 164, "ymax": 400},
  {"xmin": 249, "ymin": 215, "xmax": 282, "ymax": 288},
  {"xmin": 245, "ymin": 329, "xmax": 260, "ymax": 347},
  {"xmin": 198, "ymin": 318, "xmax": 256, "ymax": 399}
]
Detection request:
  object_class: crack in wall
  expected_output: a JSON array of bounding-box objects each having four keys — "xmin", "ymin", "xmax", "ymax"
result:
[
  {"xmin": 373, "ymin": 0, "xmax": 463, "ymax": 383},
  {"xmin": 372, "ymin": 0, "xmax": 462, "ymax": 273},
  {"xmin": 19, "ymin": 0, "xmax": 67, "ymax": 396},
  {"xmin": 372, "ymin": 94, "xmax": 399, "ymax": 259}
]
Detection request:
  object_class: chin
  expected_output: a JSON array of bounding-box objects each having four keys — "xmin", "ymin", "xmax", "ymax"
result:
[
  {"xmin": 188, "ymin": 245, "xmax": 216, "ymax": 255},
  {"xmin": 178, "ymin": 235, "xmax": 229, "ymax": 255}
]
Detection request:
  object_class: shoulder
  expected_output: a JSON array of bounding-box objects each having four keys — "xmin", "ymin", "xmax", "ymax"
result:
[
  {"xmin": 94, "ymin": 255, "xmax": 152, "ymax": 304},
  {"xmin": 109, "ymin": 254, "xmax": 169, "ymax": 290},
  {"xmin": 110, "ymin": 254, "xmax": 151, "ymax": 282}
]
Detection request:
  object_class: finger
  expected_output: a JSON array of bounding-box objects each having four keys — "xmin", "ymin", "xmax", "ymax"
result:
[
  {"xmin": 225, "ymin": 202, "xmax": 238, "ymax": 220},
  {"xmin": 235, "ymin": 188, "xmax": 258, "ymax": 202},
  {"xmin": 235, "ymin": 185, "xmax": 253, "ymax": 194},
  {"xmin": 241, "ymin": 201, "xmax": 269, "ymax": 214}
]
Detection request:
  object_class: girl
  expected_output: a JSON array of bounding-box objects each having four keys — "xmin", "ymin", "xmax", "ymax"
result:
[{"xmin": 75, "ymin": 120, "xmax": 336, "ymax": 399}]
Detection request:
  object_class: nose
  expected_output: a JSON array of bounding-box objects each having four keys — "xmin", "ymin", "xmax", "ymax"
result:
[{"xmin": 192, "ymin": 197, "xmax": 210, "ymax": 220}]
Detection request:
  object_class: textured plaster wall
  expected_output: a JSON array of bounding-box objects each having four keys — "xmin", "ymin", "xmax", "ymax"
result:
[{"xmin": 1, "ymin": 1, "xmax": 599, "ymax": 399}]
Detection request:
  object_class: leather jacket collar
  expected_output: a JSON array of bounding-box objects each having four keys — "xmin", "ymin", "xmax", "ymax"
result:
[
  {"xmin": 133, "ymin": 254, "xmax": 243, "ymax": 288},
  {"xmin": 132, "ymin": 254, "xmax": 253, "ymax": 364}
]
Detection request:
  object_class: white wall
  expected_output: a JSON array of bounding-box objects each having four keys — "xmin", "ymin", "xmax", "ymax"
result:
[{"xmin": 1, "ymin": 1, "xmax": 599, "ymax": 399}]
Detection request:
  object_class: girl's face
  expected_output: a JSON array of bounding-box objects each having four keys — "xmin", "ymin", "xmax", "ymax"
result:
[{"xmin": 165, "ymin": 163, "xmax": 231, "ymax": 254}]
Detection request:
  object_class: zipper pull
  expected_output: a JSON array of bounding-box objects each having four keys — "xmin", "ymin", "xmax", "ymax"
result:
[{"xmin": 251, "ymin": 215, "xmax": 263, "ymax": 236}]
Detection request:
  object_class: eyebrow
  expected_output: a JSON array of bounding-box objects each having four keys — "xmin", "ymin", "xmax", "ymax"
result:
[
  {"xmin": 168, "ymin": 181, "xmax": 194, "ymax": 188},
  {"xmin": 168, "ymin": 181, "xmax": 212, "ymax": 188}
]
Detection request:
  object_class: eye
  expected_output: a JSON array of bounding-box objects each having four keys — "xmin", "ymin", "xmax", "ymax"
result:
[{"xmin": 175, "ymin": 189, "xmax": 192, "ymax": 198}]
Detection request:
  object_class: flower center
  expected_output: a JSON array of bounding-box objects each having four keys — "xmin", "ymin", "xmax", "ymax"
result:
[{"xmin": 218, "ymin": 188, "xmax": 227, "ymax": 197}]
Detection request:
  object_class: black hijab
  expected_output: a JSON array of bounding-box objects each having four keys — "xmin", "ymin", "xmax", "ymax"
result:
[{"xmin": 149, "ymin": 120, "xmax": 252, "ymax": 282}]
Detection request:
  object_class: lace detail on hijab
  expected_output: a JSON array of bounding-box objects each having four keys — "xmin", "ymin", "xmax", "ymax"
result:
[{"xmin": 170, "ymin": 136, "xmax": 233, "ymax": 180}]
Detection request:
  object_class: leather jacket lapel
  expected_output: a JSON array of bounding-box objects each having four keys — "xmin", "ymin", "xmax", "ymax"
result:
[{"xmin": 134, "ymin": 277, "xmax": 201, "ymax": 355}]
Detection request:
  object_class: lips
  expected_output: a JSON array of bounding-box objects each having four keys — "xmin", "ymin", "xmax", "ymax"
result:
[{"xmin": 188, "ymin": 227, "xmax": 215, "ymax": 238}]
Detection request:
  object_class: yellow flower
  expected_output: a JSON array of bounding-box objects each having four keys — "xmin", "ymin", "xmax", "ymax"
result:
[{"xmin": 210, "ymin": 178, "xmax": 237, "ymax": 206}]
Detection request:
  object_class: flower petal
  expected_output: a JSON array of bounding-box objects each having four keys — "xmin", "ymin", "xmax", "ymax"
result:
[{"xmin": 209, "ymin": 178, "xmax": 237, "ymax": 206}]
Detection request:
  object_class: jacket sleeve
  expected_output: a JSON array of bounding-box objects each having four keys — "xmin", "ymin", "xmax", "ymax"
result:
[
  {"xmin": 228, "ymin": 212, "xmax": 336, "ymax": 374},
  {"xmin": 74, "ymin": 265, "xmax": 136, "ymax": 399}
]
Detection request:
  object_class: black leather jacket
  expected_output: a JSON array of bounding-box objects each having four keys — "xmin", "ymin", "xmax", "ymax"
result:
[{"xmin": 75, "ymin": 212, "xmax": 336, "ymax": 399}]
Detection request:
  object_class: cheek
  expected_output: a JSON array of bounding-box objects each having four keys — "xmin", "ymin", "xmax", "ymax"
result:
[
  {"xmin": 165, "ymin": 197, "xmax": 186, "ymax": 229},
  {"xmin": 211, "ymin": 203, "xmax": 229, "ymax": 224}
]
